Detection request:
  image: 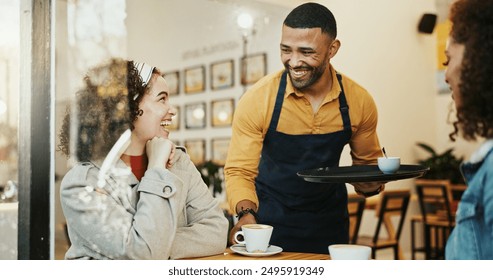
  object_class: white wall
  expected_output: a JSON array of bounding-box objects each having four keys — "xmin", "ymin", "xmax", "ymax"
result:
[{"xmin": 126, "ymin": 0, "xmax": 291, "ymax": 157}]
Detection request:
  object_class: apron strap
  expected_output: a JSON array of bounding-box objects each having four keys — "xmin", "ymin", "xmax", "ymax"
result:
[
  {"xmin": 268, "ymin": 71, "xmax": 288, "ymax": 132},
  {"xmin": 336, "ymin": 73, "xmax": 352, "ymax": 132}
]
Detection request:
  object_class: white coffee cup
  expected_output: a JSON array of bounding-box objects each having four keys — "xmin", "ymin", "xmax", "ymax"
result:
[
  {"xmin": 328, "ymin": 244, "xmax": 372, "ymax": 260},
  {"xmin": 378, "ymin": 156, "xmax": 401, "ymax": 174},
  {"xmin": 234, "ymin": 224, "xmax": 273, "ymax": 253}
]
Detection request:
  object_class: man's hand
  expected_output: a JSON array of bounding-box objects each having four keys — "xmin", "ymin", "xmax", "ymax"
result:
[
  {"xmin": 229, "ymin": 213, "xmax": 257, "ymax": 245},
  {"xmin": 351, "ymin": 182, "xmax": 386, "ymax": 197},
  {"xmin": 228, "ymin": 200, "xmax": 258, "ymax": 245}
]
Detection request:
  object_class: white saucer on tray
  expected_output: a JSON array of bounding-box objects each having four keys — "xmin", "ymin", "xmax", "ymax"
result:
[{"xmin": 230, "ymin": 244, "xmax": 283, "ymax": 257}]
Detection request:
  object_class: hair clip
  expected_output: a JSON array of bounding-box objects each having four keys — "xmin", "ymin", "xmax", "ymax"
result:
[{"xmin": 133, "ymin": 62, "xmax": 155, "ymax": 100}]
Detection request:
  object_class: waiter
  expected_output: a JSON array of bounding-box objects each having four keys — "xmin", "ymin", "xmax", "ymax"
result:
[{"xmin": 225, "ymin": 3, "xmax": 384, "ymax": 254}]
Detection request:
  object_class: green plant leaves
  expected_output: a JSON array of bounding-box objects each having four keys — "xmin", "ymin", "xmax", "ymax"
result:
[
  {"xmin": 196, "ymin": 160, "xmax": 223, "ymax": 196},
  {"xmin": 416, "ymin": 142, "xmax": 465, "ymax": 184}
]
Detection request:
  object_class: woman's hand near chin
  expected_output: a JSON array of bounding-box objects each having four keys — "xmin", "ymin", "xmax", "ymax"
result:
[
  {"xmin": 166, "ymin": 141, "xmax": 176, "ymax": 169},
  {"xmin": 146, "ymin": 137, "xmax": 175, "ymax": 169}
]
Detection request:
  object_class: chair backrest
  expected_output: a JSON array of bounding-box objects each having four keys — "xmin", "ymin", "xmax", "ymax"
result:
[
  {"xmin": 372, "ymin": 190, "xmax": 411, "ymax": 244},
  {"xmin": 415, "ymin": 179, "xmax": 455, "ymax": 226},
  {"xmin": 347, "ymin": 194, "xmax": 366, "ymax": 244},
  {"xmin": 450, "ymin": 184, "xmax": 467, "ymax": 201},
  {"xmin": 450, "ymin": 183, "xmax": 467, "ymax": 213}
]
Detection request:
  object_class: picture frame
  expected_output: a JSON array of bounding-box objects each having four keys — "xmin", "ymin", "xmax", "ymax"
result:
[
  {"xmin": 211, "ymin": 137, "xmax": 231, "ymax": 166},
  {"xmin": 167, "ymin": 106, "xmax": 180, "ymax": 131},
  {"xmin": 184, "ymin": 65, "xmax": 205, "ymax": 94},
  {"xmin": 241, "ymin": 53, "xmax": 267, "ymax": 85},
  {"xmin": 185, "ymin": 102, "xmax": 206, "ymax": 129},
  {"xmin": 184, "ymin": 139, "xmax": 206, "ymax": 165},
  {"xmin": 210, "ymin": 59, "xmax": 234, "ymax": 90},
  {"xmin": 163, "ymin": 71, "xmax": 180, "ymax": 96},
  {"xmin": 211, "ymin": 98, "xmax": 234, "ymax": 127}
]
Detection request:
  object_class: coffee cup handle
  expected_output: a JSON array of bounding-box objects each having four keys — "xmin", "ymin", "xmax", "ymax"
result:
[{"xmin": 234, "ymin": 231, "xmax": 246, "ymax": 245}]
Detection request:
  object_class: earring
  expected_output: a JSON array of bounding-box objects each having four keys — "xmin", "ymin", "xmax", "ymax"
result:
[{"xmin": 137, "ymin": 109, "xmax": 143, "ymax": 116}]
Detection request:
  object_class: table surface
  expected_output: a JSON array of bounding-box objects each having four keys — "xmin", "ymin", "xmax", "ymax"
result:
[{"xmin": 185, "ymin": 248, "xmax": 330, "ymax": 260}]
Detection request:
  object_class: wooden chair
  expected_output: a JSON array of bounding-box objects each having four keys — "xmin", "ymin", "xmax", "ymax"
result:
[
  {"xmin": 450, "ymin": 183, "xmax": 467, "ymax": 213},
  {"xmin": 356, "ymin": 190, "xmax": 410, "ymax": 259},
  {"xmin": 347, "ymin": 194, "xmax": 366, "ymax": 244},
  {"xmin": 411, "ymin": 179, "xmax": 455, "ymax": 259}
]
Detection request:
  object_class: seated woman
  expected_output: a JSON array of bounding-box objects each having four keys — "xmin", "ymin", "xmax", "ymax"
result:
[
  {"xmin": 443, "ymin": 0, "xmax": 493, "ymax": 259},
  {"xmin": 58, "ymin": 58, "xmax": 228, "ymax": 259}
]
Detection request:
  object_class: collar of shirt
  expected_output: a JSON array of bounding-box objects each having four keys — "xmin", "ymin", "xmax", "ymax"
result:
[
  {"xmin": 284, "ymin": 64, "xmax": 342, "ymax": 104},
  {"xmin": 469, "ymin": 138, "xmax": 493, "ymax": 164}
]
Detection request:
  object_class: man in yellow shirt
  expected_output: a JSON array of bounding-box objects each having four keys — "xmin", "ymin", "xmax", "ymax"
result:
[{"xmin": 225, "ymin": 2, "xmax": 384, "ymax": 254}]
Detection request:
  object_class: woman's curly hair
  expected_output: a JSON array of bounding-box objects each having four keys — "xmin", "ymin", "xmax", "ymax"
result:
[
  {"xmin": 448, "ymin": 0, "xmax": 493, "ymax": 141},
  {"xmin": 58, "ymin": 58, "xmax": 159, "ymax": 161}
]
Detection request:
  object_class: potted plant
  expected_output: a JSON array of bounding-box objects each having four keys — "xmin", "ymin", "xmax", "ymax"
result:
[
  {"xmin": 416, "ymin": 142, "xmax": 467, "ymax": 204},
  {"xmin": 196, "ymin": 160, "xmax": 224, "ymax": 197},
  {"xmin": 416, "ymin": 142, "xmax": 465, "ymax": 185}
]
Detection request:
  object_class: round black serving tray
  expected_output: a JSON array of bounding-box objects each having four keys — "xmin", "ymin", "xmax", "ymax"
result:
[{"xmin": 297, "ymin": 164, "xmax": 429, "ymax": 183}]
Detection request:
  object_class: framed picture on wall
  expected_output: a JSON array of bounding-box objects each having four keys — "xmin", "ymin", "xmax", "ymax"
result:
[
  {"xmin": 185, "ymin": 102, "xmax": 206, "ymax": 129},
  {"xmin": 241, "ymin": 53, "xmax": 267, "ymax": 85},
  {"xmin": 184, "ymin": 65, "xmax": 205, "ymax": 94},
  {"xmin": 184, "ymin": 139, "xmax": 206, "ymax": 165},
  {"xmin": 167, "ymin": 106, "xmax": 180, "ymax": 131},
  {"xmin": 210, "ymin": 59, "xmax": 234, "ymax": 90},
  {"xmin": 211, "ymin": 137, "xmax": 231, "ymax": 166},
  {"xmin": 211, "ymin": 98, "xmax": 234, "ymax": 127},
  {"xmin": 162, "ymin": 71, "xmax": 180, "ymax": 96}
]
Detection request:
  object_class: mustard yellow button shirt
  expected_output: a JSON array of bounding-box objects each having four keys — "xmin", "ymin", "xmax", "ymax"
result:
[{"xmin": 225, "ymin": 66, "xmax": 382, "ymax": 213}]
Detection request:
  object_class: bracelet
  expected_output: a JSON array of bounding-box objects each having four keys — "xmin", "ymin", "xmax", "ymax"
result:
[
  {"xmin": 357, "ymin": 185, "xmax": 384, "ymax": 198},
  {"xmin": 237, "ymin": 207, "xmax": 259, "ymax": 223}
]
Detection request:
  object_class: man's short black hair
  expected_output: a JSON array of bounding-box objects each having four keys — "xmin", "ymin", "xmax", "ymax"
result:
[{"xmin": 283, "ymin": 2, "xmax": 337, "ymax": 39}]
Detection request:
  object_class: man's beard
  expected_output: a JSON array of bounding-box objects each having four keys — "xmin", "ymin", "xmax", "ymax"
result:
[{"xmin": 285, "ymin": 62, "xmax": 327, "ymax": 91}]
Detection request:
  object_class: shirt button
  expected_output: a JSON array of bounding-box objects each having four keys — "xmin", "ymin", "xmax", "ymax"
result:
[{"xmin": 163, "ymin": 185, "xmax": 172, "ymax": 195}]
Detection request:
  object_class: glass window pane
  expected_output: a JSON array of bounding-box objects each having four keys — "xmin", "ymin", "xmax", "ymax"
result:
[
  {"xmin": 0, "ymin": 0, "xmax": 20, "ymax": 260},
  {"xmin": 54, "ymin": 0, "xmax": 128, "ymax": 259}
]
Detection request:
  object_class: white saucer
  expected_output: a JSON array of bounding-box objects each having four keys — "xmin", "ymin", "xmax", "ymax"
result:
[{"xmin": 230, "ymin": 244, "xmax": 283, "ymax": 257}]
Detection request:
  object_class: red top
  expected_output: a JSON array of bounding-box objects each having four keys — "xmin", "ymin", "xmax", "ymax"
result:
[{"xmin": 121, "ymin": 154, "xmax": 148, "ymax": 181}]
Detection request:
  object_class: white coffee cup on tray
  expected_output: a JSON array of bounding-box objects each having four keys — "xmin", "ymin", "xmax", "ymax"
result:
[
  {"xmin": 378, "ymin": 156, "xmax": 400, "ymax": 174},
  {"xmin": 234, "ymin": 224, "xmax": 273, "ymax": 253}
]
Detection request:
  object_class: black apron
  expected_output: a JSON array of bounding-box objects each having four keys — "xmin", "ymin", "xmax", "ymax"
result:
[{"xmin": 255, "ymin": 71, "xmax": 352, "ymax": 254}]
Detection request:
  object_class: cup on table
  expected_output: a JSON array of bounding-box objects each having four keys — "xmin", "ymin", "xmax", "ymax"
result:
[
  {"xmin": 234, "ymin": 224, "xmax": 273, "ymax": 253},
  {"xmin": 378, "ymin": 156, "xmax": 400, "ymax": 174},
  {"xmin": 328, "ymin": 244, "xmax": 372, "ymax": 260}
]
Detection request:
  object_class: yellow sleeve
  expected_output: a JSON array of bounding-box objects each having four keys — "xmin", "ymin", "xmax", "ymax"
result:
[
  {"xmin": 224, "ymin": 71, "xmax": 282, "ymax": 214},
  {"xmin": 347, "ymin": 83, "xmax": 383, "ymax": 165},
  {"xmin": 224, "ymin": 87, "xmax": 264, "ymax": 213}
]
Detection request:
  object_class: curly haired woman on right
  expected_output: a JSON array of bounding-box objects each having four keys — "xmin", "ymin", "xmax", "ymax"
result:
[{"xmin": 444, "ymin": 0, "xmax": 493, "ymax": 260}]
